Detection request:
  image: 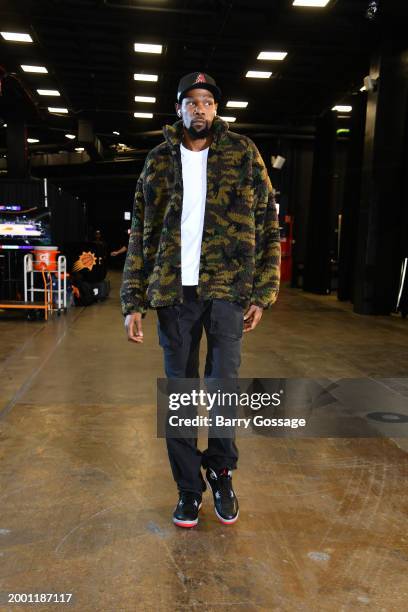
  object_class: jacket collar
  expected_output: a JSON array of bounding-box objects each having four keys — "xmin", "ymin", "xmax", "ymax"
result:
[{"xmin": 163, "ymin": 116, "xmax": 229, "ymax": 150}]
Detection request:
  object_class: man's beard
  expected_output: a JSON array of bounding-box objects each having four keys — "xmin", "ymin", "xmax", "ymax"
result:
[{"xmin": 187, "ymin": 122, "xmax": 212, "ymax": 139}]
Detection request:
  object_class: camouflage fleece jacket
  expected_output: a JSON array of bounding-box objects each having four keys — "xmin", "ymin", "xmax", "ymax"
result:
[{"xmin": 120, "ymin": 116, "xmax": 281, "ymax": 316}]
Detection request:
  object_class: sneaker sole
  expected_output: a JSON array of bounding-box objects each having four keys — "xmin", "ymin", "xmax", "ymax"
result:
[
  {"xmin": 205, "ymin": 476, "xmax": 239, "ymax": 525},
  {"xmin": 214, "ymin": 506, "xmax": 239, "ymax": 525},
  {"xmin": 173, "ymin": 502, "xmax": 202, "ymax": 528}
]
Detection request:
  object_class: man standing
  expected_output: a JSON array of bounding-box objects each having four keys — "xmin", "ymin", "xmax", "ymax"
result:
[{"xmin": 121, "ymin": 72, "xmax": 280, "ymax": 528}]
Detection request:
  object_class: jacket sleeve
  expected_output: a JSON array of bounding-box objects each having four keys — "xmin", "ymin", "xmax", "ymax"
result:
[
  {"xmin": 249, "ymin": 142, "xmax": 281, "ymax": 309},
  {"xmin": 120, "ymin": 169, "xmax": 149, "ymax": 317}
]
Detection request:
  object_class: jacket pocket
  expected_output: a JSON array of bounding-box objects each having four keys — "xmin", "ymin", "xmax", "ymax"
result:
[{"xmin": 209, "ymin": 299, "xmax": 244, "ymax": 340}]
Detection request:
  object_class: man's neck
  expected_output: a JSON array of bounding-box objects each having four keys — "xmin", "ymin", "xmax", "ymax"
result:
[{"xmin": 181, "ymin": 128, "xmax": 213, "ymax": 152}]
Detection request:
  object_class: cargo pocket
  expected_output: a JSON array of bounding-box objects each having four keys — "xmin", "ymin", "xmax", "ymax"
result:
[
  {"xmin": 157, "ymin": 305, "xmax": 183, "ymax": 349},
  {"xmin": 210, "ymin": 299, "xmax": 244, "ymax": 340}
]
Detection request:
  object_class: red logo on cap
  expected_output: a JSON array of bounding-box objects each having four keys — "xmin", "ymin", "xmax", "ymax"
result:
[{"xmin": 195, "ymin": 73, "xmax": 207, "ymax": 83}]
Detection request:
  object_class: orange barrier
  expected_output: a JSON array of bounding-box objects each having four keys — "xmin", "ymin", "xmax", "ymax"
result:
[{"xmin": 0, "ymin": 267, "xmax": 50, "ymax": 320}]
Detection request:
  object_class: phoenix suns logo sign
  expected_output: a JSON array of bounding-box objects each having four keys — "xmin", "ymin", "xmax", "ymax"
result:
[{"xmin": 72, "ymin": 251, "xmax": 97, "ymax": 272}]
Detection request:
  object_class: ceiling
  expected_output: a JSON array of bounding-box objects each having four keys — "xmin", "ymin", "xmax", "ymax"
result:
[{"xmin": 0, "ymin": 0, "xmax": 402, "ymax": 203}]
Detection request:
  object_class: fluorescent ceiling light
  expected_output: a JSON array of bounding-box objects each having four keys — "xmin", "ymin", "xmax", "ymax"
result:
[
  {"xmin": 3, "ymin": 124, "xmax": 7, "ymax": 128},
  {"xmin": 65, "ymin": 134, "xmax": 76, "ymax": 139},
  {"xmin": 257, "ymin": 51, "xmax": 287, "ymax": 61},
  {"xmin": 246, "ymin": 70, "xmax": 272, "ymax": 79},
  {"xmin": 134, "ymin": 73, "xmax": 158, "ymax": 82},
  {"xmin": 21, "ymin": 65, "xmax": 48, "ymax": 73},
  {"xmin": 48, "ymin": 107, "xmax": 68, "ymax": 114},
  {"xmin": 75, "ymin": 147, "xmax": 84, "ymax": 152},
  {"xmin": 219, "ymin": 116, "xmax": 236, "ymax": 122},
  {"xmin": 332, "ymin": 105, "xmax": 352, "ymax": 112},
  {"xmin": 113, "ymin": 131, "xmax": 120, "ymax": 135},
  {"xmin": 27, "ymin": 138, "xmax": 39, "ymax": 143},
  {"xmin": 134, "ymin": 112, "xmax": 153, "ymax": 119},
  {"xmin": 1, "ymin": 32, "xmax": 33, "ymax": 42},
  {"xmin": 293, "ymin": 0, "xmax": 330, "ymax": 6},
  {"xmin": 134, "ymin": 43, "xmax": 162, "ymax": 54},
  {"xmin": 37, "ymin": 89, "xmax": 60, "ymax": 96},
  {"xmin": 134, "ymin": 95, "xmax": 156, "ymax": 103},
  {"xmin": 226, "ymin": 100, "xmax": 248, "ymax": 108}
]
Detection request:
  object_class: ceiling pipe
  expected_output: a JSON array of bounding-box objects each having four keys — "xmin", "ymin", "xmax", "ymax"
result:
[
  {"xmin": 34, "ymin": 173, "xmax": 141, "ymax": 182},
  {"xmin": 123, "ymin": 124, "xmax": 316, "ymax": 139},
  {"xmin": 230, "ymin": 122, "xmax": 315, "ymax": 133},
  {"xmin": 102, "ymin": 0, "xmax": 213, "ymax": 15}
]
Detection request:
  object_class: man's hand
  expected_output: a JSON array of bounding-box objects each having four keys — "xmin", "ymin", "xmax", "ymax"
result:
[
  {"xmin": 243, "ymin": 304, "xmax": 263, "ymax": 333},
  {"xmin": 125, "ymin": 312, "xmax": 144, "ymax": 343}
]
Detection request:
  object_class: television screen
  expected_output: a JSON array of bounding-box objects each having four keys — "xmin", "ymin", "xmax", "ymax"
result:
[
  {"xmin": 0, "ymin": 223, "xmax": 42, "ymax": 237},
  {"xmin": 0, "ymin": 206, "xmax": 51, "ymax": 245}
]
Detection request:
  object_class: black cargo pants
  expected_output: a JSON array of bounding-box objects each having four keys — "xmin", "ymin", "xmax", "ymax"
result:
[{"xmin": 157, "ymin": 286, "xmax": 243, "ymax": 495}]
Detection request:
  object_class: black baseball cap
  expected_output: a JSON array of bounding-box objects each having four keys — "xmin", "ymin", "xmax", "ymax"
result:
[{"xmin": 177, "ymin": 72, "xmax": 221, "ymax": 103}]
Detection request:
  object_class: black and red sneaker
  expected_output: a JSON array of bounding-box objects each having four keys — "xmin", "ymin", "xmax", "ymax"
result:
[
  {"xmin": 173, "ymin": 491, "xmax": 202, "ymax": 528},
  {"xmin": 206, "ymin": 468, "xmax": 239, "ymax": 524}
]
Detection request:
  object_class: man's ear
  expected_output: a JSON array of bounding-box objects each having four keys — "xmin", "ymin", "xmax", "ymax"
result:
[
  {"xmin": 214, "ymin": 102, "xmax": 218, "ymax": 115},
  {"xmin": 175, "ymin": 102, "xmax": 181, "ymax": 117}
]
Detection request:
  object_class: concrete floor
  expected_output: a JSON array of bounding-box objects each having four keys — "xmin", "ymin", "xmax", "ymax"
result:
[{"xmin": 1, "ymin": 272, "xmax": 408, "ymax": 611}]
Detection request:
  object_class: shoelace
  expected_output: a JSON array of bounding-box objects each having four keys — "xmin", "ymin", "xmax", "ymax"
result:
[
  {"xmin": 217, "ymin": 470, "xmax": 234, "ymax": 500},
  {"xmin": 179, "ymin": 492, "xmax": 200, "ymax": 508}
]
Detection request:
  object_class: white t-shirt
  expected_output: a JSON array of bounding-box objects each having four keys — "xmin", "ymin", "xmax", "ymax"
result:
[{"xmin": 180, "ymin": 142, "xmax": 209, "ymax": 285}]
